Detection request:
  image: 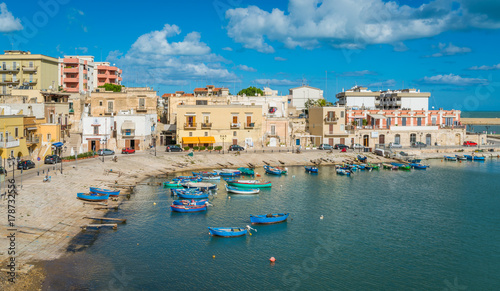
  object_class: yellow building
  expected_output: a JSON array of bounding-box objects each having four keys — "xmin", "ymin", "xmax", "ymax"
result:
[
  {"xmin": 90, "ymin": 87, "xmax": 158, "ymax": 116},
  {"xmin": 308, "ymin": 106, "xmax": 352, "ymax": 146},
  {"xmin": 176, "ymin": 105, "xmax": 262, "ymax": 148},
  {"xmin": 0, "ymin": 50, "xmax": 59, "ymax": 96},
  {"xmin": 0, "ymin": 115, "xmax": 29, "ymax": 159}
]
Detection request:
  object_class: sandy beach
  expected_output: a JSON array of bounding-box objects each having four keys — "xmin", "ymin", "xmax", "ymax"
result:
[{"xmin": 0, "ymin": 146, "xmax": 498, "ymax": 290}]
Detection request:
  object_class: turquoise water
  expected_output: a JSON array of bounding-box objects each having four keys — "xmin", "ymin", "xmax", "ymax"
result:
[
  {"xmin": 462, "ymin": 111, "xmax": 500, "ymax": 133},
  {"xmin": 44, "ymin": 159, "xmax": 500, "ymax": 290}
]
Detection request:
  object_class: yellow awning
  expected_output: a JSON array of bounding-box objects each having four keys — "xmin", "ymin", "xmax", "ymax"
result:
[
  {"xmin": 198, "ymin": 136, "xmax": 215, "ymax": 143},
  {"xmin": 182, "ymin": 137, "xmax": 199, "ymax": 144}
]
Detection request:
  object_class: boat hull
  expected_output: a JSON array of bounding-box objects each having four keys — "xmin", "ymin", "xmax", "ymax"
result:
[
  {"xmin": 263, "ymin": 165, "xmax": 287, "ymax": 175},
  {"xmin": 170, "ymin": 205, "xmax": 207, "ymax": 212},
  {"xmin": 77, "ymin": 192, "xmax": 109, "ymax": 201},
  {"xmin": 226, "ymin": 180, "xmax": 272, "ymax": 188},
  {"xmin": 208, "ymin": 227, "xmax": 248, "ymax": 237},
  {"xmin": 163, "ymin": 182, "xmax": 183, "ymax": 188},
  {"xmin": 304, "ymin": 166, "xmax": 318, "ymax": 173},
  {"xmin": 250, "ymin": 213, "xmax": 289, "ymax": 224},
  {"xmin": 225, "ymin": 185, "xmax": 260, "ymax": 194},
  {"xmin": 89, "ymin": 187, "xmax": 120, "ymax": 197},
  {"xmin": 172, "ymin": 199, "xmax": 208, "ymax": 206}
]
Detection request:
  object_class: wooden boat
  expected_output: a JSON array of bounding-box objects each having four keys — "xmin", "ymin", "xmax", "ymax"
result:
[
  {"xmin": 77, "ymin": 192, "xmax": 109, "ymax": 201},
  {"xmin": 171, "ymin": 188, "xmax": 203, "ymax": 195},
  {"xmin": 225, "ymin": 185, "xmax": 260, "ymax": 194},
  {"xmin": 367, "ymin": 163, "xmax": 380, "ymax": 169},
  {"xmin": 192, "ymin": 171, "xmax": 218, "ymax": 176},
  {"xmin": 163, "ymin": 181, "xmax": 183, "ymax": 188},
  {"xmin": 336, "ymin": 168, "xmax": 351, "ymax": 176},
  {"xmin": 357, "ymin": 164, "xmax": 366, "ymax": 170},
  {"xmin": 263, "ymin": 165, "xmax": 287, "ymax": 175},
  {"xmin": 170, "ymin": 204, "xmax": 207, "ymax": 212},
  {"xmin": 391, "ymin": 162, "xmax": 411, "ymax": 170},
  {"xmin": 357, "ymin": 155, "xmax": 367, "ymax": 162},
  {"xmin": 176, "ymin": 192, "xmax": 210, "ymax": 199},
  {"xmin": 410, "ymin": 163, "xmax": 428, "ymax": 169},
  {"xmin": 200, "ymin": 175, "xmax": 221, "ymax": 180},
  {"xmin": 444, "ymin": 156, "xmax": 457, "ymax": 161},
  {"xmin": 237, "ymin": 167, "xmax": 255, "ymax": 175},
  {"xmin": 455, "ymin": 155, "xmax": 467, "ymax": 160},
  {"xmin": 208, "ymin": 226, "xmax": 253, "ymax": 237},
  {"xmin": 464, "ymin": 155, "xmax": 473, "ymax": 160},
  {"xmin": 304, "ymin": 166, "xmax": 318, "ymax": 173},
  {"xmin": 89, "ymin": 187, "xmax": 120, "ymax": 197},
  {"xmin": 172, "ymin": 199, "xmax": 209, "ymax": 206},
  {"xmin": 173, "ymin": 176, "xmax": 202, "ymax": 182},
  {"xmin": 214, "ymin": 169, "xmax": 241, "ymax": 177},
  {"xmin": 382, "ymin": 163, "xmax": 398, "ymax": 170},
  {"xmin": 408, "ymin": 159, "xmax": 422, "ymax": 163},
  {"xmin": 182, "ymin": 182, "xmax": 217, "ymax": 190},
  {"xmin": 250, "ymin": 213, "xmax": 289, "ymax": 224},
  {"xmin": 473, "ymin": 156, "xmax": 485, "ymax": 161},
  {"xmin": 225, "ymin": 179, "xmax": 272, "ymax": 188}
]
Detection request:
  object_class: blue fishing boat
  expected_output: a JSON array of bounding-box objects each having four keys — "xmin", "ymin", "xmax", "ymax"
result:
[
  {"xmin": 336, "ymin": 168, "xmax": 351, "ymax": 176},
  {"xmin": 455, "ymin": 155, "xmax": 467, "ymax": 160},
  {"xmin": 250, "ymin": 213, "xmax": 289, "ymax": 224},
  {"xmin": 225, "ymin": 185, "xmax": 260, "ymax": 194},
  {"xmin": 304, "ymin": 166, "xmax": 318, "ymax": 173},
  {"xmin": 208, "ymin": 226, "xmax": 254, "ymax": 237},
  {"xmin": 464, "ymin": 155, "xmax": 473, "ymax": 160},
  {"xmin": 408, "ymin": 159, "xmax": 422, "ymax": 163},
  {"xmin": 200, "ymin": 175, "xmax": 220, "ymax": 180},
  {"xmin": 182, "ymin": 182, "xmax": 217, "ymax": 190},
  {"xmin": 357, "ymin": 155, "xmax": 367, "ymax": 162},
  {"xmin": 77, "ymin": 192, "xmax": 109, "ymax": 201},
  {"xmin": 444, "ymin": 156, "xmax": 457, "ymax": 161},
  {"xmin": 89, "ymin": 187, "xmax": 120, "ymax": 197},
  {"xmin": 192, "ymin": 171, "xmax": 218, "ymax": 176},
  {"xmin": 473, "ymin": 156, "xmax": 485, "ymax": 161},
  {"xmin": 177, "ymin": 192, "xmax": 210, "ymax": 199},
  {"xmin": 391, "ymin": 162, "xmax": 411, "ymax": 170},
  {"xmin": 173, "ymin": 176, "xmax": 202, "ymax": 182},
  {"xmin": 170, "ymin": 204, "xmax": 207, "ymax": 212},
  {"xmin": 410, "ymin": 163, "xmax": 428, "ymax": 169},
  {"xmin": 264, "ymin": 165, "xmax": 287, "ymax": 175},
  {"xmin": 214, "ymin": 169, "xmax": 242, "ymax": 177},
  {"xmin": 357, "ymin": 164, "xmax": 366, "ymax": 170},
  {"xmin": 172, "ymin": 199, "xmax": 209, "ymax": 206}
]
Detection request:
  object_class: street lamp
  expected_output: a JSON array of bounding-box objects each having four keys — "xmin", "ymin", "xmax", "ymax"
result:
[
  {"xmin": 221, "ymin": 135, "xmax": 227, "ymax": 154},
  {"xmin": 153, "ymin": 136, "xmax": 157, "ymax": 156},
  {"xmin": 7, "ymin": 155, "xmax": 15, "ymax": 180},
  {"xmin": 419, "ymin": 133, "xmax": 423, "ymax": 150}
]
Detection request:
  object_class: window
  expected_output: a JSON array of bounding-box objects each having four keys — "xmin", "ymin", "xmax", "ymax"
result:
[
  {"xmin": 410, "ymin": 133, "xmax": 417, "ymax": 143},
  {"xmin": 341, "ymin": 111, "xmax": 344, "ymax": 118},
  {"xmin": 402, "ymin": 117, "xmax": 406, "ymax": 126},
  {"xmin": 340, "ymin": 124, "xmax": 344, "ymax": 131},
  {"xmin": 94, "ymin": 126, "xmax": 99, "ymax": 135},
  {"xmin": 29, "ymin": 74, "xmax": 33, "ymax": 82},
  {"xmin": 232, "ymin": 115, "xmax": 238, "ymax": 124},
  {"xmin": 233, "ymin": 131, "xmax": 237, "ymax": 136},
  {"xmin": 139, "ymin": 98, "xmax": 145, "ymax": 108},
  {"xmin": 107, "ymin": 101, "xmax": 113, "ymax": 113},
  {"xmin": 205, "ymin": 132, "xmax": 208, "ymax": 136},
  {"xmin": 29, "ymin": 61, "xmax": 33, "ymax": 68},
  {"xmin": 417, "ymin": 117, "xmax": 422, "ymax": 126},
  {"xmin": 99, "ymin": 101, "xmax": 103, "ymax": 106},
  {"xmin": 431, "ymin": 116, "xmax": 437, "ymax": 126},
  {"xmin": 0, "ymin": 133, "xmax": 3, "ymax": 142},
  {"xmin": 47, "ymin": 133, "xmax": 51, "ymax": 142},
  {"xmin": 203, "ymin": 114, "xmax": 210, "ymax": 123},
  {"xmin": 386, "ymin": 118, "xmax": 391, "ymax": 127},
  {"xmin": 395, "ymin": 134, "xmax": 400, "ymax": 144},
  {"xmin": 189, "ymin": 132, "xmax": 193, "ymax": 137},
  {"xmin": 14, "ymin": 127, "xmax": 18, "ymax": 138},
  {"xmin": 271, "ymin": 125, "xmax": 276, "ymax": 135},
  {"xmin": 196, "ymin": 100, "xmax": 208, "ymax": 105}
]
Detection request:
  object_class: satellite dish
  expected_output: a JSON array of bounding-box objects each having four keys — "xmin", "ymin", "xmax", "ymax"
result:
[{"xmin": 49, "ymin": 85, "xmax": 53, "ymax": 90}]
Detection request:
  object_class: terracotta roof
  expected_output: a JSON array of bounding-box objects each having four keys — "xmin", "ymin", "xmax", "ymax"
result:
[
  {"xmin": 162, "ymin": 93, "xmax": 174, "ymax": 97},
  {"xmin": 213, "ymin": 88, "xmax": 221, "ymax": 91},
  {"xmin": 194, "ymin": 88, "xmax": 208, "ymax": 91}
]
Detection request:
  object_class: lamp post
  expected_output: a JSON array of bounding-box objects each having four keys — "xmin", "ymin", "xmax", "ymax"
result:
[
  {"xmin": 153, "ymin": 136, "xmax": 157, "ymax": 156},
  {"xmin": 7, "ymin": 156, "xmax": 15, "ymax": 181},
  {"xmin": 221, "ymin": 135, "xmax": 227, "ymax": 154},
  {"xmin": 419, "ymin": 133, "xmax": 423, "ymax": 150},
  {"xmin": 61, "ymin": 146, "xmax": 67, "ymax": 174}
]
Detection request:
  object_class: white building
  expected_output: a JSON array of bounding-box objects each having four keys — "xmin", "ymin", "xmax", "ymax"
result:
[
  {"xmin": 288, "ymin": 85, "xmax": 324, "ymax": 111},
  {"xmin": 81, "ymin": 116, "xmax": 113, "ymax": 152},
  {"xmin": 335, "ymin": 86, "xmax": 379, "ymax": 109},
  {"xmin": 229, "ymin": 93, "xmax": 288, "ymax": 118}
]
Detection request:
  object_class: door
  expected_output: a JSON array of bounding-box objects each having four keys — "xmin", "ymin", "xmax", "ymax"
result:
[
  {"xmin": 125, "ymin": 140, "xmax": 131, "ymax": 148},
  {"xmin": 130, "ymin": 140, "xmax": 136, "ymax": 149},
  {"xmin": 271, "ymin": 125, "xmax": 276, "ymax": 135},
  {"xmin": 232, "ymin": 116, "xmax": 238, "ymax": 123},
  {"xmin": 340, "ymin": 138, "xmax": 345, "ymax": 144},
  {"xmin": 426, "ymin": 134, "xmax": 431, "ymax": 145},
  {"xmin": 395, "ymin": 134, "xmax": 400, "ymax": 145},
  {"xmin": 363, "ymin": 135, "xmax": 369, "ymax": 147},
  {"xmin": 246, "ymin": 116, "xmax": 252, "ymax": 126},
  {"xmin": 379, "ymin": 134, "xmax": 385, "ymax": 145},
  {"xmin": 232, "ymin": 139, "xmax": 237, "ymax": 145},
  {"xmin": 329, "ymin": 124, "xmax": 333, "ymax": 134},
  {"xmin": 329, "ymin": 138, "xmax": 334, "ymax": 146}
]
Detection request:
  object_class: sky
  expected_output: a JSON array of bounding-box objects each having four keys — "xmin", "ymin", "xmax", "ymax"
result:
[{"xmin": 1, "ymin": 0, "xmax": 500, "ymax": 110}]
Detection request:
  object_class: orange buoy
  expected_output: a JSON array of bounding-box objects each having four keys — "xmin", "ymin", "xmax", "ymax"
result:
[
  {"xmin": 213, "ymin": 255, "xmax": 216, "ymax": 259},
  {"xmin": 256, "ymin": 174, "xmax": 261, "ymax": 177},
  {"xmin": 269, "ymin": 257, "xmax": 276, "ymax": 262}
]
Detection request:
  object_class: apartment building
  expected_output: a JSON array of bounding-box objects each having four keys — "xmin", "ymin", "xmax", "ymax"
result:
[
  {"xmin": 176, "ymin": 105, "xmax": 262, "ymax": 148},
  {"xmin": 0, "ymin": 115, "xmax": 29, "ymax": 159},
  {"xmin": 90, "ymin": 87, "xmax": 158, "ymax": 117},
  {"xmin": 0, "ymin": 50, "xmax": 58, "ymax": 96},
  {"xmin": 58, "ymin": 55, "xmax": 95, "ymax": 93},
  {"xmin": 288, "ymin": 85, "xmax": 324, "ymax": 112},
  {"xmin": 308, "ymin": 106, "xmax": 350, "ymax": 146},
  {"xmin": 164, "ymin": 90, "xmax": 228, "ymax": 125},
  {"xmin": 94, "ymin": 62, "xmax": 122, "ymax": 87}
]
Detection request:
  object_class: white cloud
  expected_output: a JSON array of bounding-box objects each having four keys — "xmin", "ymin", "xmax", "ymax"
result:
[
  {"xmin": 236, "ymin": 65, "xmax": 256, "ymax": 72},
  {"xmin": 222, "ymin": 47, "xmax": 233, "ymax": 51},
  {"xmin": 429, "ymin": 42, "xmax": 471, "ymax": 57},
  {"xmin": 274, "ymin": 57, "xmax": 287, "ymax": 61},
  {"xmin": 0, "ymin": 3, "xmax": 22, "ymax": 32},
  {"xmin": 422, "ymin": 73, "xmax": 488, "ymax": 85},
  {"xmin": 468, "ymin": 63, "xmax": 500, "ymax": 70},
  {"xmin": 368, "ymin": 79, "xmax": 396, "ymax": 88},
  {"xmin": 342, "ymin": 70, "xmax": 377, "ymax": 77},
  {"xmin": 109, "ymin": 24, "xmax": 238, "ymax": 86},
  {"xmin": 254, "ymin": 78, "xmax": 299, "ymax": 86},
  {"xmin": 77, "ymin": 47, "xmax": 88, "ymax": 53},
  {"xmin": 225, "ymin": 0, "xmax": 500, "ymax": 53}
]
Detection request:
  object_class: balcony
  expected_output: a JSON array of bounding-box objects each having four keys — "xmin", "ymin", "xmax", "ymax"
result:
[
  {"xmin": 0, "ymin": 65, "xmax": 20, "ymax": 72},
  {"xmin": 26, "ymin": 137, "xmax": 40, "ymax": 144},
  {"xmin": 396, "ymin": 101, "xmax": 402, "ymax": 106},
  {"xmin": 63, "ymin": 67, "xmax": 79, "ymax": 73},
  {"xmin": 64, "ymin": 77, "xmax": 79, "ymax": 83},
  {"xmin": 136, "ymin": 106, "xmax": 147, "ymax": 112},
  {"xmin": 0, "ymin": 78, "xmax": 12, "ymax": 84},
  {"xmin": 201, "ymin": 122, "xmax": 212, "ymax": 129},
  {"xmin": 266, "ymin": 132, "xmax": 279, "ymax": 138},
  {"xmin": 325, "ymin": 131, "xmax": 336, "ymax": 136},
  {"xmin": 122, "ymin": 130, "xmax": 135, "ymax": 137},
  {"xmin": 230, "ymin": 122, "xmax": 241, "ymax": 129},
  {"xmin": 184, "ymin": 123, "xmax": 197, "ymax": 129},
  {"xmin": 108, "ymin": 75, "xmax": 117, "ymax": 79},
  {"xmin": 324, "ymin": 117, "xmax": 338, "ymax": 123},
  {"xmin": 0, "ymin": 140, "xmax": 20, "ymax": 148},
  {"xmin": 23, "ymin": 66, "xmax": 38, "ymax": 72},
  {"xmin": 97, "ymin": 74, "xmax": 108, "ymax": 78},
  {"xmin": 244, "ymin": 122, "xmax": 255, "ymax": 129},
  {"xmin": 27, "ymin": 78, "xmax": 37, "ymax": 84},
  {"xmin": 375, "ymin": 100, "xmax": 380, "ymax": 106}
]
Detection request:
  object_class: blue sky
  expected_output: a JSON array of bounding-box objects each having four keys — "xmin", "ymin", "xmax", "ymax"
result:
[{"xmin": 1, "ymin": 0, "xmax": 500, "ymax": 110}]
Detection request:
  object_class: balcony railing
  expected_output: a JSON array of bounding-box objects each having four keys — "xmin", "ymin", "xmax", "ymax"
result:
[
  {"xmin": 244, "ymin": 122, "xmax": 255, "ymax": 129},
  {"xmin": 201, "ymin": 122, "xmax": 212, "ymax": 129},
  {"xmin": 26, "ymin": 138, "xmax": 40, "ymax": 144},
  {"xmin": 136, "ymin": 106, "xmax": 147, "ymax": 112},
  {"xmin": 63, "ymin": 67, "xmax": 78, "ymax": 73},
  {"xmin": 184, "ymin": 123, "xmax": 197, "ymax": 129},
  {"xmin": 0, "ymin": 66, "xmax": 20, "ymax": 72},
  {"xmin": 325, "ymin": 131, "xmax": 336, "ymax": 136},
  {"xmin": 0, "ymin": 140, "xmax": 20, "ymax": 148},
  {"xmin": 23, "ymin": 66, "xmax": 38, "ymax": 72},
  {"xmin": 230, "ymin": 122, "xmax": 241, "ymax": 129},
  {"xmin": 324, "ymin": 117, "xmax": 338, "ymax": 123}
]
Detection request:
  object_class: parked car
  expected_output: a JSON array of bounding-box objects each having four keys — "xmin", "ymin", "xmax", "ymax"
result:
[
  {"xmin": 352, "ymin": 143, "xmax": 365, "ymax": 149},
  {"xmin": 411, "ymin": 142, "xmax": 427, "ymax": 148},
  {"xmin": 121, "ymin": 147, "xmax": 136, "ymax": 154},
  {"xmin": 318, "ymin": 144, "xmax": 333, "ymax": 150},
  {"xmin": 97, "ymin": 149, "xmax": 115, "ymax": 156},
  {"xmin": 228, "ymin": 145, "xmax": 245, "ymax": 151},
  {"xmin": 17, "ymin": 160, "xmax": 36, "ymax": 170},
  {"xmin": 389, "ymin": 142, "xmax": 402, "ymax": 148},
  {"xmin": 334, "ymin": 144, "xmax": 349, "ymax": 150},
  {"xmin": 44, "ymin": 155, "xmax": 62, "ymax": 164},
  {"xmin": 0, "ymin": 166, "xmax": 7, "ymax": 175},
  {"xmin": 463, "ymin": 141, "xmax": 478, "ymax": 147},
  {"xmin": 166, "ymin": 145, "xmax": 183, "ymax": 152}
]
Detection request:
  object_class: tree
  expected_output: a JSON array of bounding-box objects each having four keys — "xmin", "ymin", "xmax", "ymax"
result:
[
  {"xmin": 304, "ymin": 98, "xmax": 333, "ymax": 109},
  {"xmin": 237, "ymin": 86, "xmax": 263, "ymax": 96},
  {"xmin": 98, "ymin": 83, "xmax": 123, "ymax": 92}
]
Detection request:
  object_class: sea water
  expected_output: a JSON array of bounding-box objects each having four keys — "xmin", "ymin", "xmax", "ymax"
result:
[{"xmin": 43, "ymin": 159, "xmax": 500, "ymax": 290}]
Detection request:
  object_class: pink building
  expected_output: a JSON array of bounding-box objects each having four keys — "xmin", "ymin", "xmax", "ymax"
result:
[
  {"xmin": 58, "ymin": 56, "xmax": 95, "ymax": 93},
  {"xmin": 94, "ymin": 62, "xmax": 122, "ymax": 87}
]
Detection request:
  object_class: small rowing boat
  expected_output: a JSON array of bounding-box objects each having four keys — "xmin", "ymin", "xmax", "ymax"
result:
[
  {"xmin": 172, "ymin": 199, "xmax": 209, "ymax": 206},
  {"xmin": 263, "ymin": 165, "xmax": 287, "ymax": 175},
  {"xmin": 225, "ymin": 184, "xmax": 260, "ymax": 194},
  {"xmin": 89, "ymin": 187, "xmax": 120, "ymax": 197},
  {"xmin": 250, "ymin": 213, "xmax": 289, "ymax": 224},
  {"xmin": 208, "ymin": 226, "xmax": 255, "ymax": 237},
  {"xmin": 304, "ymin": 166, "xmax": 318, "ymax": 173},
  {"xmin": 77, "ymin": 192, "xmax": 109, "ymax": 201},
  {"xmin": 225, "ymin": 179, "xmax": 272, "ymax": 188},
  {"xmin": 170, "ymin": 204, "xmax": 207, "ymax": 212}
]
